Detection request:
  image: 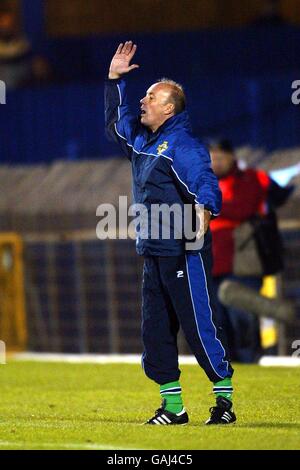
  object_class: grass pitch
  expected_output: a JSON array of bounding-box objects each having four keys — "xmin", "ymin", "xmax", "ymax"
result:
[{"xmin": 0, "ymin": 360, "xmax": 299, "ymax": 450}]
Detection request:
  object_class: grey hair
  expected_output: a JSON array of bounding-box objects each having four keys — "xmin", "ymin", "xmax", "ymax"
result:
[{"xmin": 157, "ymin": 78, "xmax": 186, "ymax": 114}]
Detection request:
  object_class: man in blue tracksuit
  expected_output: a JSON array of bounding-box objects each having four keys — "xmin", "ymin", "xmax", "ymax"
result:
[{"xmin": 105, "ymin": 41, "xmax": 236, "ymax": 425}]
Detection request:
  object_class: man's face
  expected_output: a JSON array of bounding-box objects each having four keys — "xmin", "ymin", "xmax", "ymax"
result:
[
  {"xmin": 210, "ymin": 149, "xmax": 235, "ymax": 178},
  {"xmin": 140, "ymin": 83, "xmax": 174, "ymax": 132}
]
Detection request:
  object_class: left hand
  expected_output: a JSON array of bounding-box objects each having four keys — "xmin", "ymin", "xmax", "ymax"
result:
[
  {"xmin": 108, "ymin": 41, "xmax": 139, "ymax": 79},
  {"xmin": 195, "ymin": 206, "xmax": 211, "ymax": 240}
]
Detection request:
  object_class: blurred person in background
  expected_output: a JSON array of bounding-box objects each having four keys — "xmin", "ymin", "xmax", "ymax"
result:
[
  {"xmin": 0, "ymin": 6, "xmax": 51, "ymax": 88},
  {"xmin": 105, "ymin": 41, "xmax": 236, "ymax": 426},
  {"xmin": 209, "ymin": 139, "xmax": 293, "ymax": 363}
]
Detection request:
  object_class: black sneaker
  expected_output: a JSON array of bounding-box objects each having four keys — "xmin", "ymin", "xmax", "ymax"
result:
[
  {"xmin": 145, "ymin": 399, "xmax": 189, "ymax": 425},
  {"xmin": 205, "ymin": 396, "xmax": 236, "ymax": 425}
]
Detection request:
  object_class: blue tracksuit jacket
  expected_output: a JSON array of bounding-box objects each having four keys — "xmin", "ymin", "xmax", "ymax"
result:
[{"xmin": 104, "ymin": 78, "xmax": 222, "ymax": 256}]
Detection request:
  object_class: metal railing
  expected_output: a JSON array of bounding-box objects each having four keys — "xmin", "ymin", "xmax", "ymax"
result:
[{"xmin": 1, "ymin": 223, "xmax": 299, "ymax": 356}]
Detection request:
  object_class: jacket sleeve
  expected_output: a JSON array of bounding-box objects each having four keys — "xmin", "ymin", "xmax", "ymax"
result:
[
  {"xmin": 268, "ymin": 179, "xmax": 294, "ymax": 209},
  {"xmin": 172, "ymin": 140, "xmax": 222, "ymax": 217},
  {"xmin": 104, "ymin": 78, "xmax": 140, "ymax": 159}
]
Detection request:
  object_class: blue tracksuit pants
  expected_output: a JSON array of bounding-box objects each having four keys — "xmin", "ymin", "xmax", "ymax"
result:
[{"xmin": 141, "ymin": 248, "xmax": 233, "ymax": 385}]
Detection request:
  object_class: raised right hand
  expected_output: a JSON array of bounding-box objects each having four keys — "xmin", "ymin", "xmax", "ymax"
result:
[{"xmin": 108, "ymin": 41, "xmax": 139, "ymax": 79}]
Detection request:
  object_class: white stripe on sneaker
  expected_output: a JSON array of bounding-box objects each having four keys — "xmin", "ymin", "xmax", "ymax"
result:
[
  {"xmin": 153, "ymin": 419, "xmax": 161, "ymax": 425},
  {"xmin": 222, "ymin": 416, "xmax": 230, "ymax": 423},
  {"xmin": 161, "ymin": 414, "xmax": 171, "ymax": 424},
  {"xmin": 157, "ymin": 416, "xmax": 167, "ymax": 424}
]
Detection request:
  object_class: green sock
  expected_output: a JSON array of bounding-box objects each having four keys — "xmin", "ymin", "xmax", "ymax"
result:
[
  {"xmin": 213, "ymin": 378, "xmax": 233, "ymax": 401},
  {"xmin": 160, "ymin": 381, "xmax": 183, "ymax": 414}
]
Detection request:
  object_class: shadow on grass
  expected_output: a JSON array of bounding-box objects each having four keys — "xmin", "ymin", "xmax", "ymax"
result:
[
  {"xmin": 89, "ymin": 420, "xmax": 300, "ymax": 431},
  {"xmin": 7, "ymin": 415, "xmax": 300, "ymax": 430}
]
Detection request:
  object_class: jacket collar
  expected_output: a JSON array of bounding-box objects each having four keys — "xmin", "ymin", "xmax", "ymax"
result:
[{"xmin": 143, "ymin": 110, "xmax": 192, "ymax": 144}]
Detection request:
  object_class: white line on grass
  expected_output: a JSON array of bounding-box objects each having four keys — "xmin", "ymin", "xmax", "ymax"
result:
[
  {"xmin": 11, "ymin": 353, "xmax": 198, "ymax": 365},
  {"xmin": 0, "ymin": 440, "xmax": 139, "ymax": 450},
  {"xmin": 10, "ymin": 352, "xmax": 300, "ymax": 367}
]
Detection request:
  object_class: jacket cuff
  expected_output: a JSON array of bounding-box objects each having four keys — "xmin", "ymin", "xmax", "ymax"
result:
[
  {"xmin": 105, "ymin": 77, "xmax": 123, "ymax": 84},
  {"xmin": 204, "ymin": 205, "xmax": 219, "ymax": 219}
]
